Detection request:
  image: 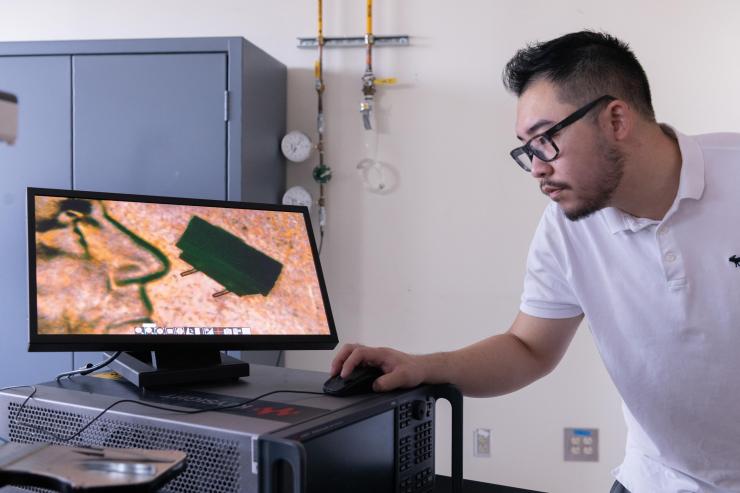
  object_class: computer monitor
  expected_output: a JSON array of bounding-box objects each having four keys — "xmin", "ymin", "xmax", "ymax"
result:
[{"xmin": 27, "ymin": 187, "xmax": 337, "ymax": 387}]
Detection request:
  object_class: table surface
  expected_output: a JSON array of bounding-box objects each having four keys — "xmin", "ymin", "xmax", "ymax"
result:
[
  {"xmin": 434, "ymin": 475, "xmax": 547, "ymax": 493},
  {"xmin": 0, "ymin": 477, "xmax": 547, "ymax": 493}
]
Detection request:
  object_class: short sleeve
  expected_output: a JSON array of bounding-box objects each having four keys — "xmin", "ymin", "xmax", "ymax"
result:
[{"xmin": 520, "ymin": 204, "xmax": 583, "ymax": 319}]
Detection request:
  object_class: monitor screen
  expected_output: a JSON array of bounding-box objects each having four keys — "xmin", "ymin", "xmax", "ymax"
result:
[{"xmin": 27, "ymin": 188, "xmax": 337, "ymax": 352}]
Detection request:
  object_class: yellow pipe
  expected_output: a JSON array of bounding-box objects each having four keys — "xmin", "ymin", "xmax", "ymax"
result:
[{"xmin": 318, "ymin": 0, "xmax": 324, "ymax": 45}]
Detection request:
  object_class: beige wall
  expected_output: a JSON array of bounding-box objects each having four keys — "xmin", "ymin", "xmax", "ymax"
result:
[{"xmin": 3, "ymin": 1, "xmax": 740, "ymax": 491}]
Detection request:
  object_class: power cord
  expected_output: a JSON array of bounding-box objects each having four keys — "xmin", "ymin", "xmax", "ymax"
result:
[
  {"xmin": 9, "ymin": 388, "xmax": 326, "ymax": 444},
  {"xmin": 55, "ymin": 351, "xmax": 122, "ymax": 383},
  {"xmin": 4, "ymin": 352, "xmax": 299, "ymax": 445},
  {"xmin": 0, "ymin": 385, "xmax": 37, "ymax": 444}
]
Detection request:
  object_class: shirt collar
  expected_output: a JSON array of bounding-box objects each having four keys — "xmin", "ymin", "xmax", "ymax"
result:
[{"xmin": 601, "ymin": 124, "xmax": 706, "ymax": 234}]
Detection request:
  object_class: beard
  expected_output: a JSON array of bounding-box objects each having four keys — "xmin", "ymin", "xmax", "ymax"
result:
[{"xmin": 559, "ymin": 139, "xmax": 625, "ymax": 221}]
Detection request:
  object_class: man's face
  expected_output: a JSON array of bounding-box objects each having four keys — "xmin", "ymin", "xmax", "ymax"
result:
[
  {"xmin": 514, "ymin": 80, "xmax": 624, "ymax": 221},
  {"xmin": 35, "ymin": 197, "xmax": 168, "ymax": 334}
]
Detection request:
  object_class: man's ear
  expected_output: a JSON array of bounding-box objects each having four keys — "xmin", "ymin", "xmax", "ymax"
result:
[{"xmin": 602, "ymin": 99, "xmax": 632, "ymax": 141}]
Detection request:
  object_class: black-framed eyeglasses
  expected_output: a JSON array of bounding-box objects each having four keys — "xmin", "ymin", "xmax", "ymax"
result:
[{"xmin": 510, "ymin": 95, "xmax": 616, "ymax": 172}]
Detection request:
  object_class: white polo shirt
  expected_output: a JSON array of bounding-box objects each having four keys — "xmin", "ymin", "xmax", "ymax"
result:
[{"xmin": 520, "ymin": 127, "xmax": 740, "ymax": 493}]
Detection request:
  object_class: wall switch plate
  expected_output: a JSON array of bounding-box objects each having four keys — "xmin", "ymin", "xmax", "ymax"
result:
[
  {"xmin": 473, "ymin": 428, "xmax": 491, "ymax": 457},
  {"xmin": 564, "ymin": 427, "xmax": 598, "ymax": 462}
]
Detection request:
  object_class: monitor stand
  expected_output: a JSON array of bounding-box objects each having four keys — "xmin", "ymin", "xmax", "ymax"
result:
[{"xmin": 104, "ymin": 350, "xmax": 250, "ymax": 389}]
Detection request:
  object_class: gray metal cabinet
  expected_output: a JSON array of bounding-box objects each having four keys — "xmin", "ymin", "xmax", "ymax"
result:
[
  {"xmin": 0, "ymin": 56, "xmax": 75, "ymax": 384},
  {"xmin": 0, "ymin": 38, "xmax": 286, "ymax": 388},
  {"xmin": 73, "ymin": 53, "xmax": 228, "ymax": 199}
]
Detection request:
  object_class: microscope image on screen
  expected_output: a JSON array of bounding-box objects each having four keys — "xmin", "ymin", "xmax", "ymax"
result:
[
  {"xmin": 34, "ymin": 195, "xmax": 330, "ymax": 337},
  {"xmin": 176, "ymin": 216, "xmax": 283, "ymax": 298},
  {"xmin": 34, "ymin": 197, "xmax": 170, "ymax": 336}
]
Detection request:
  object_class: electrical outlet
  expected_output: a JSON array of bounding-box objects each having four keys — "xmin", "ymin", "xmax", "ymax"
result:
[
  {"xmin": 564, "ymin": 427, "xmax": 598, "ymax": 462},
  {"xmin": 473, "ymin": 428, "xmax": 491, "ymax": 457}
]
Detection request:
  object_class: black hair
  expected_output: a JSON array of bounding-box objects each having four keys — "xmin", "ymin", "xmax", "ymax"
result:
[{"xmin": 503, "ymin": 31, "xmax": 655, "ymax": 120}]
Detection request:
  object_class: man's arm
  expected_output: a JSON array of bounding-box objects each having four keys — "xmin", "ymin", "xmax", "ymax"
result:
[{"xmin": 330, "ymin": 311, "xmax": 583, "ymax": 397}]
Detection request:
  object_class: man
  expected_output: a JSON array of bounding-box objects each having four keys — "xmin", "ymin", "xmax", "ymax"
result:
[{"xmin": 331, "ymin": 31, "xmax": 740, "ymax": 492}]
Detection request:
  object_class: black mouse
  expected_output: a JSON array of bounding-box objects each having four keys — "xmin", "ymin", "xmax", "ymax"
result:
[{"xmin": 323, "ymin": 365, "xmax": 384, "ymax": 396}]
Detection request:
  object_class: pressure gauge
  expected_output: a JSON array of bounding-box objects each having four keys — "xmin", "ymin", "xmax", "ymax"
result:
[
  {"xmin": 281, "ymin": 131, "xmax": 313, "ymax": 163},
  {"xmin": 282, "ymin": 186, "xmax": 313, "ymax": 211}
]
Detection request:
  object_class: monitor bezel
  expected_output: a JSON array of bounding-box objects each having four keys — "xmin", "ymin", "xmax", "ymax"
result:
[{"xmin": 27, "ymin": 187, "xmax": 338, "ymax": 352}]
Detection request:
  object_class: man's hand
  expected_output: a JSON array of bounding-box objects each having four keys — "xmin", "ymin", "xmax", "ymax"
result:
[
  {"xmin": 330, "ymin": 344, "xmax": 431, "ymax": 392},
  {"xmin": 330, "ymin": 312, "xmax": 583, "ymax": 397}
]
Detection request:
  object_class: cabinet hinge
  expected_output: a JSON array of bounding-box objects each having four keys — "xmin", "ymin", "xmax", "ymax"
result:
[{"xmin": 224, "ymin": 90, "xmax": 230, "ymax": 122}]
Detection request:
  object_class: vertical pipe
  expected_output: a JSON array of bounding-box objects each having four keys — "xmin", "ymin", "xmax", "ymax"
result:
[{"xmin": 365, "ymin": 0, "xmax": 374, "ymax": 74}]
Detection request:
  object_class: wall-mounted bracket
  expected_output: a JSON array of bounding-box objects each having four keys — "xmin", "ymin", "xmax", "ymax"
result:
[{"xmin": 297, "ymin": 35, "xmax": 410, "ymax": 48}]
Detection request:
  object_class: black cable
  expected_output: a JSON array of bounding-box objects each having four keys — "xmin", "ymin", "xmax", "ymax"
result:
[
  {"xmin": 11, "ymin": 388, "xmax": 326, "ymax": 444},
  {"xmin": 55, "ymin": 351, "xmax": 122, "ymax": 383},
  {"xmin": 274, "ymin": 350, "xmax": 284, "ymax": 367},
  {"xmin": 0, "ymin": 385, "xmax": 37, "ymax": 444}
]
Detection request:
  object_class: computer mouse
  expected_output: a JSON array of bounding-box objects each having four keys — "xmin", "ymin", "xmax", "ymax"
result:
[{"xmin": 322, "ymin": 365, "xmax": 384, "ymax": 397}]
